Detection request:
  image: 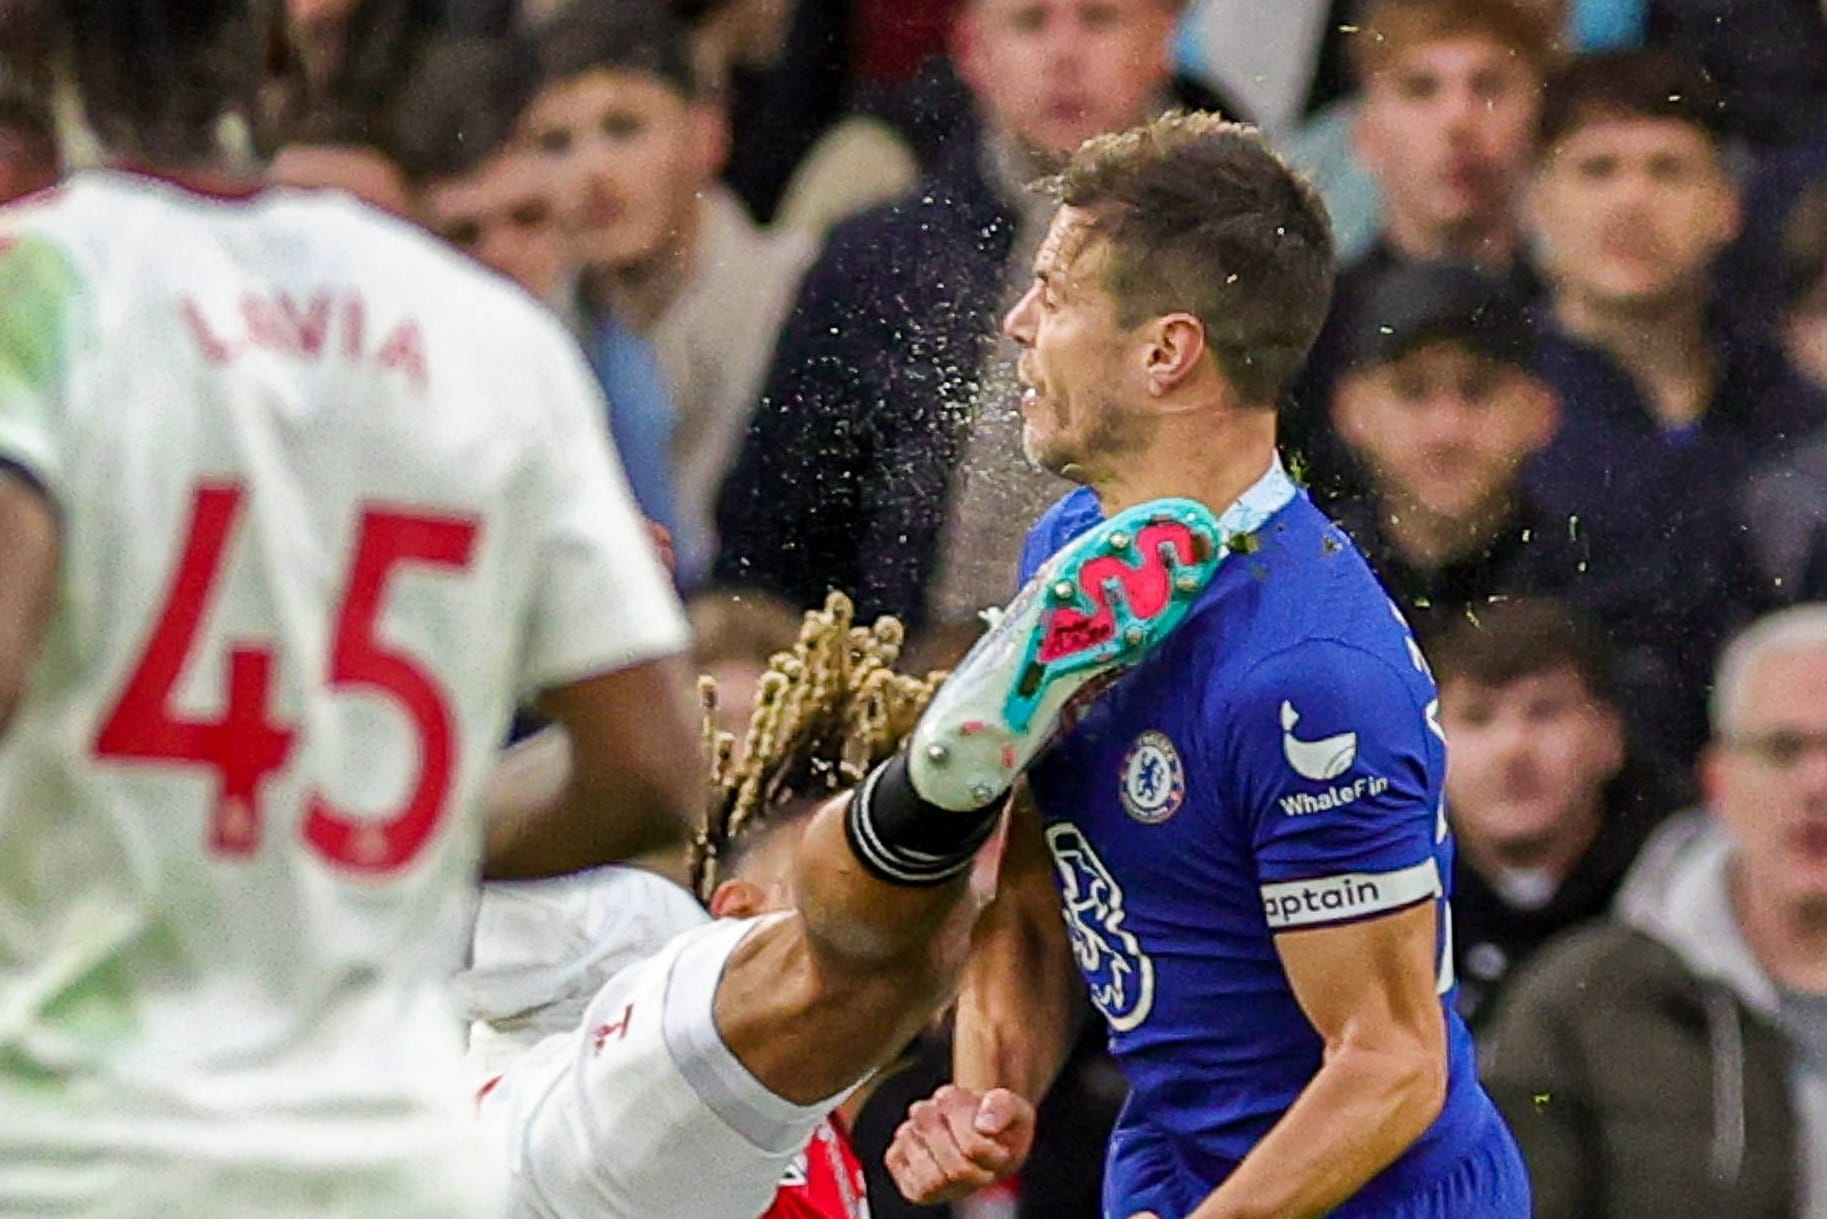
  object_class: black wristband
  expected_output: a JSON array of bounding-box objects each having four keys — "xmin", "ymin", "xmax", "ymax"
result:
[{"xmin": 844, "ymin": 752, "xmax": 1003, "ymax": 887}]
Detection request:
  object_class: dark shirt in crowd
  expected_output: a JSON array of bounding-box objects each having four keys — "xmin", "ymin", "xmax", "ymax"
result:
[
  {"xmin": 714, "ymin": 130, "xmax": 1016, "ymax": 628},
  {"xmin": 1646, "ymin": 0, "xmax": 1827, "ymax": 150},
  {"xmin": 1328, "ymin": 490, "xmax": 1591, "ymax": 645},
  {"xmin": 1452, "ymin": 758, "xmax": 1686, "ymax": 1028},
  {"xmin": 1525, "ymin": 327, "xmax": 1824, "ymax": 755}
]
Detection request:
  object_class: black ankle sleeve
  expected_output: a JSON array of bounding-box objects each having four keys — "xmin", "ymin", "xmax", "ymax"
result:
[{"xmin": 844, "ymin": 753, "xmax": 1004, "ymax": 887}]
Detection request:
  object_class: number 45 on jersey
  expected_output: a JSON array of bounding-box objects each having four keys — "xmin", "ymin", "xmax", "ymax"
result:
[{"xmin": 94, "ymin": 482, "xmax": 479, "ymax": 874}]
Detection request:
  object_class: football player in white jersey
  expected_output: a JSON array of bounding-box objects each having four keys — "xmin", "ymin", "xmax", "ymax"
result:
[
  {"xmin": 0, "ymin": 2, "xmax": 706, "ymax": 1215},
  {"xmin": 0, "ymin": 9, "xmax": 1235, "ymax": 1219}
]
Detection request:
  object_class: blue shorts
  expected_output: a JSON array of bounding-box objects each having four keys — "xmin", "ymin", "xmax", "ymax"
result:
[{"xmin": 1103, "ymin": 1115, "xmax": 1531, "ymax": 1219}]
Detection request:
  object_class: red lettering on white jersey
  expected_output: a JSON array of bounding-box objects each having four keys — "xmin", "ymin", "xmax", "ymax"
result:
[
  {"xmin": 591, "ymin": 1003, "xmax": 635, "ymax": 1054},
  {"xmin": 177, "ymin": 290, "xmax": 425, "ymax": 389}
]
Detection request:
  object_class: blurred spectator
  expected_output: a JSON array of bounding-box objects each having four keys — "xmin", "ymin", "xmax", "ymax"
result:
[
  {"xmin": 1526, "ymin": 49, "xmax": 1818, "ymax": 753},
  {"xmin": 1327, "ymin": 261, "xmax": 1575, "ymax": 642},
  {"xmin": 716, "ymin": 0, "xmax": 1186, "ymax": 635},
  {"xmin": 393, "ymin": 37, "xmax": 559, "ymax": 301},
  {"xmin": 778, "ymin": 1, "xmax": 1237, "ymax": 239},
  {"xmin": 1481, "ymin": 605, "xmax": 1827, "ymax": 1219},
  {"xmin": 268, "ymin": 0, "xmax": 426, "ymax": 214},
  {"xmin": 527, "ymin": 0, "xmax": 814, "ymax": 587},
  {"xmin": 1736, "ymin": 180, "xmax": 1827, "ymax": 608},
  {"xmin": 392, "ymin": 32, "xmax": 685, "ymax": 556},
  {"xmin": 1280, "ymin": 0, "xmax": 1662, "ymax": 266},
  {"xmin": 1644, "ymin": 0, "xmax": 1827, "ymax": 152},
  {"xmin": 1530, "ymin": 51, "xmax": 1823, "ymax": 470},
  {"xmin": 1433, "ymin": 598, "xmax": 1683, "ymax": 1028},
  {"xmin": 0, "ymin": 90, "xmax": 57, "ymax": 204},
  {"xmin": 686, "ymin": 587, "xmax": 805, "ymax": 743},
  {"xmin": 1285, "ymin": 0, "xmax": 1561, "ymax": 507},
  {"xmin": 1780, "ymin": 179, "xmax": 1827, "ymax": 399}
]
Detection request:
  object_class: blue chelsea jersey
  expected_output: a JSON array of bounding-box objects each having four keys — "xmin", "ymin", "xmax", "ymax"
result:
[{"xmin": 1020, "ymin": 482, "xmax": 1505, "ymax": 1216}]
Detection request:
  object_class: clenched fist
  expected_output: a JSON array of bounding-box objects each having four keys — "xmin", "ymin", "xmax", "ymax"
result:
[{"xmin": 884, "ymin": 1084, "xmax": 1036, "ymax": 1205}]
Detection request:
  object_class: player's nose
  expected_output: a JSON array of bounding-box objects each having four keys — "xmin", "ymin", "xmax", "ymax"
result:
[{"xmin": 1004, "ymin": 285, "xmax": 1040, "ymax": 346}]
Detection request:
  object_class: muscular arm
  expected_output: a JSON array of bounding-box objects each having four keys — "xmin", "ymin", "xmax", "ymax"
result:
[
  {"xmin": 710, "ymin": 791, "xmax": 1003, "ymax": 1106},
  {"xmin": 0, "ymin": 470, "xmax": 57, "ymax": 736},
  {"xmin": 954, "ymin": 785, "xmax": 1079, "ymax": 1102},
  {"xmin": 482, "ymin": 655, "xmax": 700, "ymax": 880},
  {"xmin": 1185, "ymin": 902, "xmax": 1448, "ymax": 1219}
]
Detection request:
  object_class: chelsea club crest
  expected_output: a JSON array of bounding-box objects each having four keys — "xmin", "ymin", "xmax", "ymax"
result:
[{"xmin": 1120, "ymin": 731, "xmax": 1185, "ymax": 824}]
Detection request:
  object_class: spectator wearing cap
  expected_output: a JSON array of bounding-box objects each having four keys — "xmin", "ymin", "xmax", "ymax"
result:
[
  {"xmin": 1328, "ymin": 260, "xmax": 1579, "ymax": 643},
  {"xmin": 1433, "ymin": 598, "xmax": 1686, "ymax": 1029},
  {"xmin": 1327, "ymin": 260, "xmax": 1716, "ymax": 759}
]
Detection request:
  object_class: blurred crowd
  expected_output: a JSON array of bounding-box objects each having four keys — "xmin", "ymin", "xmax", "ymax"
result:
[{"xmin": 6, "ymin": 0, "xmax": 1827, "ymax": 1215}]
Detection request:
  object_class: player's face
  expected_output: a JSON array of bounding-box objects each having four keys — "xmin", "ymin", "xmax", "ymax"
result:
[
  {"xmin": 1004, "ymin": 207, "xmax": 1149, "ymax": 481},
  {"xmin": 421, "ymin": 149, "xmax": 566, "ymax": 303},
  {"xmin": 1441, "ymin": 669, "xmax": 1623, "ymax": 861},
  {"xmin": 1532, "ymin": 119, "xmax": 1739, "ymax": 312},
  {"xmin": 1334, "ymin": 343, "xmax": 1556, "ymax": 522},
  {"xmin": 955, "ymin": 0, "xmax": 1176, "ymax": 158},
  {"xmin": 1356, "ymin": 37, "xmax": 1540, "ymax": 239},
  {"xmin": 1706, "ymin": 646, "xmax": 1827, "ymax": 912},
  {"xmin": 523, "ymin": 69, "xmax": 710, "ymax": 273}
]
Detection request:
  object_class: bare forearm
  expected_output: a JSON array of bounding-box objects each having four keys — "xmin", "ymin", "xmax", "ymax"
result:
[
  {"xmin": 714, "ymin": 793, "xmax": 984, "ymax": 1106},
  {"xmin": 481, "ymin": 726, "xmax": 691, "ymax": 879},
  {"xmin": 955, "ymin": 788, "xmax": 1077, "ymax": 1102},
  {"xmin": 1188, "ymin": 1044, "xmax": 1446, "ymax": 1219},
  {"xmin": 953, "ymin": 906, "xmax": 1077, "ymax": 1100}
]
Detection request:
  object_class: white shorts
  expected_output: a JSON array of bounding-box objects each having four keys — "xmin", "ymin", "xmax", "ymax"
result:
[{"xmin": 478, "ymin": 916, "xmax": 845, "ymax": 1219}]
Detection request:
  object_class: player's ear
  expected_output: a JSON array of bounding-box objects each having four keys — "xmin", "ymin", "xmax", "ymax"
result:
[
  {"xmin": 1145, "ymin": 312, "xmax": 1207, "ymax": 398},
  {"xmin": 708, "ymin": 878, "xmax": 766, "ymax": 919}
]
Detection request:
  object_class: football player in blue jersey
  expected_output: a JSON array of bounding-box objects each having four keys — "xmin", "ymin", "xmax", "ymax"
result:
[{"xmin": 884, "ymin": 112, "xmax": 1531, "ymax": 1219}]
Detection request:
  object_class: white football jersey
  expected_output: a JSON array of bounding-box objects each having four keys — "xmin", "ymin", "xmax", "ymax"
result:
[
  {"xmin": 0, "ymin": 171, "xmax": 687, "ymax": 1209},
  {"xmin": 457, "ymin": 866, "xmax": 710, "ymax": 1081}
]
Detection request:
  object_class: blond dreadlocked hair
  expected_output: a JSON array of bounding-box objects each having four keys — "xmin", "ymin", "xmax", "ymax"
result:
[{"xmin": 690, "ymin": 591, "xmax": 944, "ymax": 902}]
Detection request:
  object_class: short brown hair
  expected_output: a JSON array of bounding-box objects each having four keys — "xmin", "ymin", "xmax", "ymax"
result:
[
  {"xmin": 1430, "ymin": 598, "xmax": 1616, "ymax": 703},
  {"xmin": 1349, "ymin": 0, "xmax": 1562, "ymax": 83},
  {"xmin": 1538, "ymin": 49, "xmax": 1726, "ymax": 153},
  {"xmin": 1044, "ymin": 111, "xmax": 1335, "ymax": 407}
]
